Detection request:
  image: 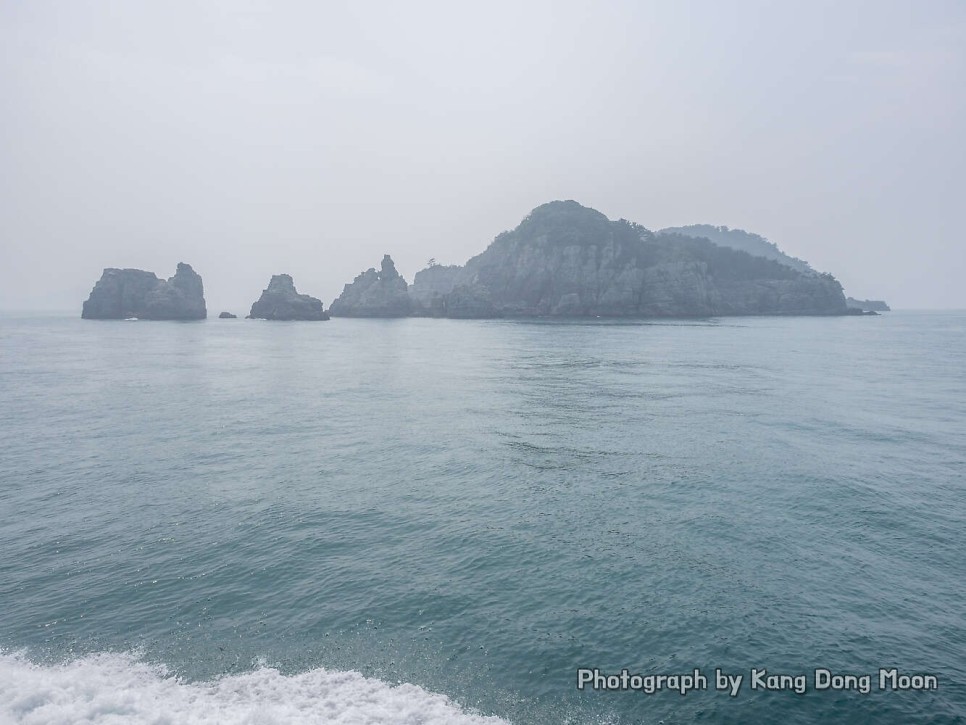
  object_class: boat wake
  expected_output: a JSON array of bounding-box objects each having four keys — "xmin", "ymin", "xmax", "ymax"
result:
[{"xmin": 0, "ymin": 650, "xmax": 509, "ymax": 724}]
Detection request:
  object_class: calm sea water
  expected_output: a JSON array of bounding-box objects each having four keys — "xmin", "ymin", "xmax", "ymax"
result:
[{"xmin": 1, "ymin": 312, "xmax": 964, "ymax": 724}]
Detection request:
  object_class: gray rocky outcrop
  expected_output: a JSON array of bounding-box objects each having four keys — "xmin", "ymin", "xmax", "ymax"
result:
[
  {"xmin": 410, "ymin": 264, "xmax": 462, "ymax": 306},
  {"xmin": 415, "ymin": 282, "xmax": 498, "ymax": 318},
  {"xmin": 248, "ymin": 274, "xmax": 329, "ymax": 320},
  {"xmin": 218, "ymin": 311, "xmax": 237, "ymax": 319},
  {"xmin": 81, "ymin": 263, "xmax": 207, "ymax": 320},
  {"xmin": 329, "ymin": 255, "xmax": 412, "ymax": 317}
]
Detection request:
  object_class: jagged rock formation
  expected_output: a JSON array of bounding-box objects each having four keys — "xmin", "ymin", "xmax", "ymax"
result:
[
  {"xmin": 846, "ymin": 297, "xmax": 890, "ymax": 312},
  {"xmin": 248, "ymin": 274, "xmax": 329, "ymax": 320},
  {"xmin": 404, "ymin": 201, "xmax": 852, "ymax": 317},
  {"xmin": 329, "ymin": 255, "xmax": 412, "ymax": 317},
  {"xmin": 218, "ymin": 311, "xmax": 237, "ymax": 319},
  {"xmin": 81, "ymin": 263, "xmax": 206, "ymax": 320},
  {"xmin": 659, "ymin": 224, "xmax": 813, "ymax": 274}
]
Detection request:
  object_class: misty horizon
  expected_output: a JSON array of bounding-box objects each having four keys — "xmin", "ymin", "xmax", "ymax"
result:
[{"xmin": 3, "ymin": 1, "xmax": 964, "ymax": 313}]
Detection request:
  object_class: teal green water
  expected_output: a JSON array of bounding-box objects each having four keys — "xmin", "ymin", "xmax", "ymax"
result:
[{"xmin": 1, "ymin": 312, "xmax": 964, "ymax": 723}]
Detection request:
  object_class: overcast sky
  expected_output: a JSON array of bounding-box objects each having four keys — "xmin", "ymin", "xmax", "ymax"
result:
[{"xmin": 2, "ymin": 0, "xmax": 964, "ymax": 312}]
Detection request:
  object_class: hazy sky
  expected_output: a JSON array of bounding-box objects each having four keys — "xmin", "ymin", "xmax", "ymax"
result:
[{"xmin": 2, "ymin": 0, "xmax": 964, "ymax": 311}]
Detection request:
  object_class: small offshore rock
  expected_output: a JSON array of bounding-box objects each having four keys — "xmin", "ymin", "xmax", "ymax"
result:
[{"xmin": 248, "ymin": 274, "xmax": 329, "ymax": 320}]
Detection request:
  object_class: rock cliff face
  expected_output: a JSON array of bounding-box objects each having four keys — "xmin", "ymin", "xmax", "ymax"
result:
[
  {"xmin": 409, "ymin": 264, "xmax": 462, "ymax": 306},
  {"xmin": 248, "ymin": 274, "xmax": 329, "ymax": 320},
  {"xmin": 81, "ymin": 263, "xmax": 207, "ymax": 320},
  {"xmin": 411, "ymin": 201, "xmax": 852, "ymax": 317},
  {"xmin": 329, "ymin": 255, "xmax": 412, "ymax": 317},
  {"xmin": 408, "ymin": 265, "xmax": 493, "ymax": 317}
]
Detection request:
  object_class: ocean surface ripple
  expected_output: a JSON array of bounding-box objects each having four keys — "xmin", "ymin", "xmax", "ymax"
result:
[{"xmin": 1, "ymin": 312, "xmax": 964, "ymax": 724}]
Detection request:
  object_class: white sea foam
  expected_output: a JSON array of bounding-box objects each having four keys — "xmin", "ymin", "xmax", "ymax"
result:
[{"xmin": 0, "ymin": 651, "xmax": 509, "ymax": 725}]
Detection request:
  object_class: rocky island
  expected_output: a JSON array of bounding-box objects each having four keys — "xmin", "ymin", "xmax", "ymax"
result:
[
  {"xmin": 81, "ymin": 203, "xmax": 881, "ymax": 323},
  {"xmin": 248, "ymin": 274, "xmax": 329, "ymax": 320},
  {"xmin": 81, "ymin": 262, "xmax": 206, "ymax": 320},
  {"xmin": 329, "ymin": 255, "xmax": 412, "ymax": 317},
  {"xmin": 375, "ymin": 200, "xmax": 861, "ymax": 318}
]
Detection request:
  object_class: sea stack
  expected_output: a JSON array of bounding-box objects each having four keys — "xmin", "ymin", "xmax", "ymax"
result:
[
  {"xmin": 329, "ymin": 255, "xmax": 412, "ymax": 317},
  {"xmin": 248, "ymin": 274, "xmax": 329, "ymax": 320},
  {"xmin": 81, "ymin": 263, "xmax": 207, "ymax": 320}
]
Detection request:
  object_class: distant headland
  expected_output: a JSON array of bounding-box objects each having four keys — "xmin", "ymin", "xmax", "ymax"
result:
[
  {"xmin": 846, "ymin": 298, "xmax": 891, "ymax": 313},
  {"xmin": 81, "ymin": 201, "xmax": 888, "ymax": 320}
]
